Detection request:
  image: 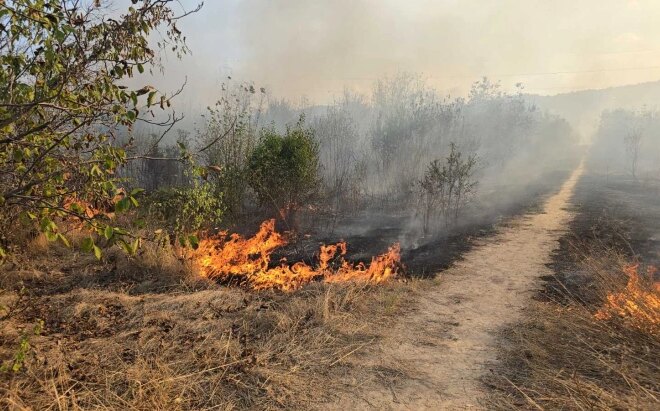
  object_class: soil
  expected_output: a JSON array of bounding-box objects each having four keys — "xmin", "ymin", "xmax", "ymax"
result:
[{"xmin": 321, "ymin": 162, "xmax": 585, "ymax": 410}]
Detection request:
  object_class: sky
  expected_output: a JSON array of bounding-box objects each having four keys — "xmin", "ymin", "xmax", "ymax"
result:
[{"xmin": 149, "ymin": 0, "xmax": 660, "ymax": 106}]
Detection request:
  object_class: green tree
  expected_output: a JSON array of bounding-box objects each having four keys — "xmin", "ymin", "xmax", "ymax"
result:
[
  {"xmin": 248, "ymin": 118, "xmax": 319, "ymax": 221},
  {"xmin": 0, "ymin": 0, "xmax": 199, "ymax": 258}
]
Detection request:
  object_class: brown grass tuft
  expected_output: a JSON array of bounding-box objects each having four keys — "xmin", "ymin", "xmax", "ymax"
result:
[
  {"xmin": 0, "ymin": 243, "xmax": 415, "ymax": 410},
  {"xmin": 487, "ymin": 245, "xmax": 660, "ymax": 410}
]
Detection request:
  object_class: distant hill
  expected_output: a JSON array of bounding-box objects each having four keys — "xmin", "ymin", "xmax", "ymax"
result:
[{"xmin": 525, "ymin": 80, "xmax": 660, "ymax": 140}]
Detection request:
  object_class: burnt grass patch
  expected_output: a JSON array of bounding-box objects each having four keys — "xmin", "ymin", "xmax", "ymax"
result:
[
  {"xmin": 486, "ymin": 172, "xmax": 660, "ymax": 410},
  {"xmin": 0, "ymin": 168, "xmax": 573, "ymax": 409},
  {"xmin": 275, "ymin": 168, "xmax": 572, "ymax": 279}
]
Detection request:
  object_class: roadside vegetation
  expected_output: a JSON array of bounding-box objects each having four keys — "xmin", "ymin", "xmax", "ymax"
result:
[{"xmin": 10, "ymin": 1, "xmax": 655, "ymax": 410}]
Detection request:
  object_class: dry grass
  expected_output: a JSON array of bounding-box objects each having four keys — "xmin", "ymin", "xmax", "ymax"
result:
[
  {"xmin": 487, "ymin": 243, "xmax": 660, "ymax": 410},
  {"xmin": 0, "ymin": 240, "xmax": 417, "ymax": 410}
]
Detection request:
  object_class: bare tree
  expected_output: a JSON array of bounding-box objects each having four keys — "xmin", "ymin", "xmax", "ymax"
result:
[
  {"xmin": 314, "ymin": 105, "xmax": 361, "ymax": 212},
  {"xmin": 419, "ymin": 143, "xmax": 478, "ymax": 235},
  {"xmin": 624, "ymin": 128, "xmax": 643, "ymax": 180},
  {"xmin": 197, "ymin": 81, "xmax": 265, "ymax": 218}
]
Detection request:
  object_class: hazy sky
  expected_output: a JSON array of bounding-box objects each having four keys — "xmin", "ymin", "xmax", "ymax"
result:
[{"xmin": 153, "ymin": 0, "xmax": 660, "ymax": 105}]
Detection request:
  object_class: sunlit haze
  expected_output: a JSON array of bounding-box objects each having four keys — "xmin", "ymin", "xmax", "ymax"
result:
[{"xmin": 159, "ymin": 0, "xmax": 660, "ymax": 105}]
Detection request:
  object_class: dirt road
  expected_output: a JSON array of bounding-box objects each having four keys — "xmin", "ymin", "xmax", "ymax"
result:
[{"xmin": 325, "ymin": 162, "xmax": 585, "ymax": 410}]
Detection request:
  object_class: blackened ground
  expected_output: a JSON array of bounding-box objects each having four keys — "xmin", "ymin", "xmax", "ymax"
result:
[
  {"xmin": 274, "ymin": 169, "xmax": 573, "ymax": 278},
  {"xmin": 485, "ymin": 170, "xmax": 660, "ymax": 409},
  {"xmin": 541, "ymin": 172, "xmax": 660, "ymax": 304}
]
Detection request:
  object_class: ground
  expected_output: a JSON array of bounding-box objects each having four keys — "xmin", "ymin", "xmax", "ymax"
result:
[
  {"xmin": 321, "ymin": 162, "xmax": 585, "ymax": 410},
  {"xmin": 2, "ymin": 162, "xmax": 658, "ymax": 410}
]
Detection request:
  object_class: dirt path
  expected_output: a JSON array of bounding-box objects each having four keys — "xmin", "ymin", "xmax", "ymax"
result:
[{"xmin": 324, "ymin": 162, "xmax": 585, "ymax": 410}]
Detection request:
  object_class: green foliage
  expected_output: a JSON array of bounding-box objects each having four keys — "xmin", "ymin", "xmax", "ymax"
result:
[
  {"xmin": 1, "ymin": 319, "xmax": 44, "ymax": 373},
  {"xmin": 0, "ymin": 0, "xmax": 196, "ymax": 257},
  {"xmin": 248, "ymin": 118, "xmax": 320, "ymax": 214},
  {"xmin": 197, "ymin": 81, "xmax": 264, "ymax": 218},
  {"xmin": 144, "ymin": 179, "xmax": 223, "ymax": 242}
]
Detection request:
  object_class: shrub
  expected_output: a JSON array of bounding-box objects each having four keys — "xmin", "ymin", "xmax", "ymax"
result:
[
  {"xmin": 248, "ymin": 118, "xmax": 320, "ymax": 219},
  {"xmin": 419, "ymin": 143, "xmax": 478, "ymax": 234},
  {"xmin": 144, "ymin": 180, "xmax": 223, "ymax": 242}
]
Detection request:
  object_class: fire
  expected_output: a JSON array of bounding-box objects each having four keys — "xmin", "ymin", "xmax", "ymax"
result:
[
  {"xmin": 193, "ymin": 219, "xmax": 402, "ymax": 291},
  {"xmin": 594, "ymin": 264, "xmax": 660, "ymax": 334}
]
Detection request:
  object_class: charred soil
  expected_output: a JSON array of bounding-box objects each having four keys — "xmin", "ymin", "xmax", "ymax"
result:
[{"xmin": 486, "ymin": 171, "xmax": 660, "ymax": 410}]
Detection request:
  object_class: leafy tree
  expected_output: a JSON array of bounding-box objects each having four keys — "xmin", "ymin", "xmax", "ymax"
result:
[
  {"xmin": 248, "ymin": 118, "xmax": 319, "ymax": 221},
  {"xmin": 0, "ymin": 0, "xmax": 199, "ymax": 258},
  {"xmin": 419, "ymin": 143, "xmax": 478, "ymax": 234}
]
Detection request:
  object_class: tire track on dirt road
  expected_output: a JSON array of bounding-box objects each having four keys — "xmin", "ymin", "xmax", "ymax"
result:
[{"xmin": 323, "ymin": 161, "xmax": 585, "ymax": 410}]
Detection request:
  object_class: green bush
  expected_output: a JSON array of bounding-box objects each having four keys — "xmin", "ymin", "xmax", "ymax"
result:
[
  {"xmin": 248, "ymin": 119, "xmax": 320, "ymax": 215},
  {"xmin": 144, "ymin": 181, "xmax": 223, "ymax": 240}
]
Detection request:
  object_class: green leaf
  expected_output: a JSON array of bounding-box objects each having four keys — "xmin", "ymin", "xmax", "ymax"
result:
[
  {"xmin": 40, "ymin": 217, "xmax": 57, "ymax": 233},
  {"xmin": 113, "ymin": 227, "xmax": 129, "ymax": 235},
  {"xmin": 147, "ymin": 91, "xmax": 156, "ymax": 107},
  {"xmin": 130, "ymin": 238, "xmax": 140, "ymax": 255},
  {"xmin": 69, "ymin": 203, "xmax": 84, "ymax": 214},
  {"xmin": 117, "ymin": 239, "xmax": 131, "ymax": 254},
  {"xmin": 104, "ymin": 226, "xmax": 114, "ymax": 240},
  {"xmin": 93, "ymin": 245, "xmax": 102, "ymax": 260},
  {"xmin": 115, "ymin": 197, "xmax": 131, "ymax": 213},
  {"xmin": 188, "ymin": 235, "xmax": 199, "ymax": 250},
  {"xmin": 81, "ymin": 237, "xmax": 94, "ymax": 253},
  {"xmin": 56, "ymin": 233, "xmax": 70, "ymax": 247},
  {"xmin": 137, "ymin": 63, "xmax": 144, "ymax": 74}
]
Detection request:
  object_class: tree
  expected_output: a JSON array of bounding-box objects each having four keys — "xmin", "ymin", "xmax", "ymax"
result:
[
  {"xmin": 197, "ymin": 80, "xmax": 265, "ymax": 219},
  {"xmin": 248, "ymin": 118, "xmax": 319, "ymax": 222},
  {"xmin": 0, "ymin": 0, "xmax": 199, "ymax": 258},
  {"xmin": 314, "ymin": 104, "xmax": 361, "ymax": 212},
  {"xmin": 624, "ymin": 128, "xmax": 642, "ymax": 180},
  {"xmin": 419, "ymin": 143, "xmax": 478, "ymax": 234}
]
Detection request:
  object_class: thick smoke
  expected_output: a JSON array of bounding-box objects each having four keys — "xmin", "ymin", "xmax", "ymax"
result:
[{"xmin": 159, "ymin": 0, "xmax": 660, "ymax": 105}]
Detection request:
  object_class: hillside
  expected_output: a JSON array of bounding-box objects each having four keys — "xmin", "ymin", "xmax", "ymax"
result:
[{"xmin": 526, "ymin": 80, "xmax": 660, "ymax": 139}]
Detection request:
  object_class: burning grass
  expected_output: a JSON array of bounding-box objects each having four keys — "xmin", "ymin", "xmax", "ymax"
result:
[
  {"xmin": 487, "ymin": 239, "xmax": 660, "ymax": 410},
  {"xmin": 594, "ymin": 263, "xmax": 660, "ymax": 335},
  {"xmin": 193, "ymin": 219, "xmax": 402, "ymax": 291},
  {"xmin": 0, "ymin": 233, "xmax": 417, "ymax": 410}
]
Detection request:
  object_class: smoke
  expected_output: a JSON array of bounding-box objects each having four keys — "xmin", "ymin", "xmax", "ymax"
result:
[{"xmin": 155, "ymin": 0, "xmax": 660, "ymax": 106}]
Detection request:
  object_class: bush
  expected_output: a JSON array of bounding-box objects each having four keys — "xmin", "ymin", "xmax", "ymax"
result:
[
  {"xmin": 144, "ymin": 180, "xmax": 223, "ymax": 240},
  {"xmin": 248, "ymin": 119, "xmax": 320, "ymax": 219},
  {"xmin": 418, "ymin": 143, "xmax": 478, "ymax": 234}
]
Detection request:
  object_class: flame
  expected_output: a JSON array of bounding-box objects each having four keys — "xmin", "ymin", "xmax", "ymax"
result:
[
  {"xmin": 193, "ymin": 219, "xmax": 401, "ymax": 291},
  {"xmin": 594, "ymin": 264, "xmax": 660, "ymax": 334}
]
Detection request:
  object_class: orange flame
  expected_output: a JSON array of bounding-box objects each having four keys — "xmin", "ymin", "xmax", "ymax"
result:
[
  {"xmin": 594, "ymin": 264, "xmax": 660, "ymax": 335},
  {"xmin": 193, "ymin": 219, "xmax": 402, "ymax": 291}
]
